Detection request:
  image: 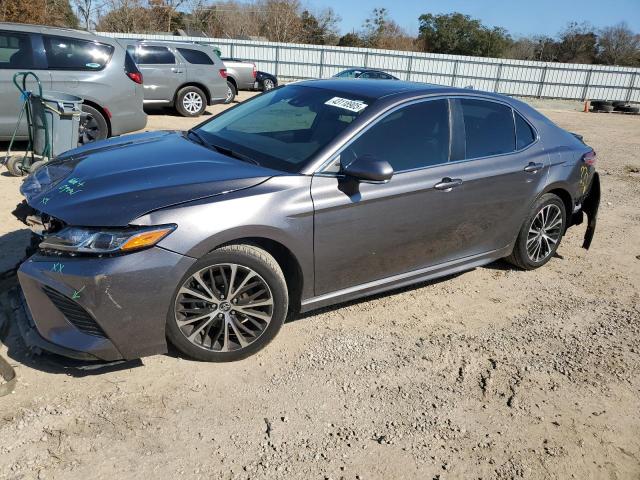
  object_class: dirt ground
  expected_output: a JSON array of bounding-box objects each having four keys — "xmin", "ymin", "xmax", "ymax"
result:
[{"xmin": 0, "ymin": 93, "xmax": 639, "ymax": 480}]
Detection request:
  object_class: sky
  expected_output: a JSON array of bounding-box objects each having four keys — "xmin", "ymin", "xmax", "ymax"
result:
[{"xmin": 305, "ymin": 0, "xmax": 640, "ymax": 38}]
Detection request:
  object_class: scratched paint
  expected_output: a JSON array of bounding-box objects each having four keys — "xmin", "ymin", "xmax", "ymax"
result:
[
  {"xmin": 71, "ymin": 286, "xmax": 85, "ymax": 300},
  {"xmin": 51, "ymin": 263, "xmax": 65, "ymax": 273}
]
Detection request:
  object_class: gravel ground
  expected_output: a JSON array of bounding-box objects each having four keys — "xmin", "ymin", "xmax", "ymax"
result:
[{"xmin": 1, "ymin": 94, "xmax": 639, "ymax": 480}]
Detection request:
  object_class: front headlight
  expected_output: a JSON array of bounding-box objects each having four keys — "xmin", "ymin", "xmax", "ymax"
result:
[{"xmin": 39, "ymin": 225, "xmax": 176, "ymax": 255}]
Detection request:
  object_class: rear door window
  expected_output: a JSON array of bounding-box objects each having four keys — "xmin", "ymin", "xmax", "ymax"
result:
[
  {"xmin": 177, "ymin": 48, "xmax": 214, "ymax": 65},
  {"xmin": 459, "ymin": 98, "xmax": 515, "ymax": 158},
  {"xmin": 515, "ymin": 111, "xmax": 536, "ymax": 149},
  {"xmin": 43, "ymin": 35, "xmax": 114, "ymax": 70},
  {"xmin": 344, "ymin": 99, "xmax": 450, "ymax": 172},
  {"xmin": 0, "ymin": 30, "xmax": 36, "ymax": 69},
  {"xmin": 131, "ymin": 45, "xmax": 175, "ymax": 64}
]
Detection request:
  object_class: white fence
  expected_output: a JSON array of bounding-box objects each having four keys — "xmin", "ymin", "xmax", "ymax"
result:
[{"xmin": 100, "ymin": 32, "xmax": 640, "ymax": 103}]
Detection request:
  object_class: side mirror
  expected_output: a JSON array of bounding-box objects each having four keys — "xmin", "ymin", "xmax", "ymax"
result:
[{"xmin": 342, "ymin": 154, "xmax": 393, "ymax": 183}]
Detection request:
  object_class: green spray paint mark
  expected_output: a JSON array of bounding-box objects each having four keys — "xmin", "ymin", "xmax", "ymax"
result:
[
  {"xmin": 51, "ymin": 263, "xmax": 64, "ymax": 273},
  {"xmin": 58, "ymin": 177, "xmax": 85, "ymax": 196},
  {"xmin": 41, "ymin": 197, "xmax": 50, "ymax": 205},
  {"xmin": 71, "ymin": 286, "xmax": 85, "ymax": 300}
]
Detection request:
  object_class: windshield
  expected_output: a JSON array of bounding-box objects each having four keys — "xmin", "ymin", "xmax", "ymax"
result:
[{"xmin": 195, "ymin": 85, "xmax": 374, "ymax": 173}]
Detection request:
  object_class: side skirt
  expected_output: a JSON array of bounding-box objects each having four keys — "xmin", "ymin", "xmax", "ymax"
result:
[{"xmin": 300, "ymin": 246, "xmax": 512, "ymax": 313}]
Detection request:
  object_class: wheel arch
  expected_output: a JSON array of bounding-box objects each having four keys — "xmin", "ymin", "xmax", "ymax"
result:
[
  {"xmin": 81, "ymin": 100, "xmax": 112, "ymax": 137},
  {"xmin": 226, "ymin": 76, "xmax": 238, "ymax": 91},
  {"xmin": 541, "ymin": 183, "xmax": 574, "ymax": 229}
]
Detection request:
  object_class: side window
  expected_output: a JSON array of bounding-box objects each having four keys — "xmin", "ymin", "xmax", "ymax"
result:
[
  {"xmin": 177, "ymin": 48, "xmax": 214, "ymax": 65},
  {"xmin": 515, "ymin": 111, "xmax": 536, "ymax": 149},
  {"xmin": 0, "ymin": 31, "xmax": 35, "ymax": 69},
  {"xmin": 343, "ymin": 99, "xmax": 450, "ymax": 172},
  {"xmin": 460, "ymin": 99, "xmax": 515, "ymax": 158},
  {"xmin": 134, "ymin": 46, "xmax": 175, "ymax": 65},
  {"xmin": 43, "ymin": 35, "xmax": 113, "ymax": 70}
]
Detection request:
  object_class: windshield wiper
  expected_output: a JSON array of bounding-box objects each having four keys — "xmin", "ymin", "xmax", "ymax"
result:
[
  {"xmin": 186, "ymin": 129, "xmax": 259, "ymax": 166},
  {"xmin": 209, "ymin": 143, "xmax": 260, "ymax": 166}
]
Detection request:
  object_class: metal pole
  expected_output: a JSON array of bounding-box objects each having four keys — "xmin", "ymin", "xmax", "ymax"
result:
[
  {"xmin": 494, "ymin": 63, "xmax": 503, "ymax": 93},
  {"xmin": 230, "ymin": 43, "xmax": 235, "ymax": 59},
  {"xmin": 537, "ymin": 66, "xmax": 548, "ymax": 98},
  {"xmin": 319, "ymin": 49, "xmax": 325, "ymax": 78},
  {"xmin": 582, "ymin": 69, "xmax": 593, "ymax": 101},
  {"xmin": 274, "ymin": 45, "xmax": 280, "ymax": 77},
  {"xmin": 364, "ymin": 51, "xmax": 369, "ymax": 68},
  {"xmin": 451, "ymin": 60, "xmax": 458, "ymax": 87},
  {"xmin": 406, "ymin": 56, "xmax": 413, "ymax": 81},
  {"xmin": 625, "ymin": 72, "xmax": 637, "ymax": 103}
]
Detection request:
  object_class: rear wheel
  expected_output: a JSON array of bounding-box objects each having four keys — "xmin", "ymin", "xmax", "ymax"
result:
[
  {"xmin": 176, "ymin": 86, "xmax": 207, "ymax": 117},
  {"xmin": 79, "ymin": 104, "xmax": 108, "ymax": 145},
  {"xmin": 166, "ymin": 244, "xmax": 288, "ymax": 362},
  {"xmin": 224, "ymin": 81, "xmax": 236, "ymax": 104},
  {"xmin": 507, "ymin": 193, "xmax": 566, "ymax": 270},
  {"xmin": 5, "ymin": 155, "xmax": 25, "ymax": 176},
  {"xmin": 262, "ymin": 78, "xmax": 275, "ymax": 91}
]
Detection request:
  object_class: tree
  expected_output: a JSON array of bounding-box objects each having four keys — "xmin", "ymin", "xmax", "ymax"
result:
[
  {"xmin": 256, "ymin": 0, "xmax": 303, "ymax": 43},
  {"xmin": 97, "ymin": 0, "xmax": 150, "ymax": 32},
  {"xmin": 0, "ymin": 0, "xmax": 79, "ymax": 28},
  {"xmin": 299, "ymin": 8, "xmax": 339, "ymax": 45},
  {"xmin": 556, "ymin": 22, "xmax": 597, "ymax": 64},
  {"xmin": 597, "ymin": 22, "xmax": 640, "ymax": 66},
  {"xmin": 338, "ymin": 32, "xmax": 363, "ymax": 47},
  {"xmin": 360, "ymin": 7, "xmax": 415, "ymax": 51},
  {"xmin": 74, "ymin": 0, "xmax": 98, "ymax": 29},
  {"xmin": 418, "ymin": 12, "xmax": 510, "ymax": 57}
]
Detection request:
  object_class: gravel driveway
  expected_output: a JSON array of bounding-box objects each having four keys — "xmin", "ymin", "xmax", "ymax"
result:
[{"xmin": 1, "ymin": 95, "xmax": 639, "ymax": 480}]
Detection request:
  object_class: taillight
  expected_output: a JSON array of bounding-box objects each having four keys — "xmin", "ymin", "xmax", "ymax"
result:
[
  {"xmin": 127, "ymin": 71, "xmax": 143, "ymax": 84},
  {"xmin": 252, "ymin": 64, "xmax": 257, "ymax": 79},
  {"xmin": 583, "ymin": 150, "xmax": 596, "ymax": 166},
  {"xmin": 219, "ymin": 68, "xmax": 227, "ymax": 79}
]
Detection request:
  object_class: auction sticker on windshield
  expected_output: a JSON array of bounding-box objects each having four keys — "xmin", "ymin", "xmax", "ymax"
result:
[{"xmin": 324, "ymin": 97, "xmax": 368, "ymax": 113}]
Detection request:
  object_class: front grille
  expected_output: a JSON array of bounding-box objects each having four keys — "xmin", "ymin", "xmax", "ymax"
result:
[{"xmin": 42, "ymin": 286, "xmax": 106, "ymax": 338}]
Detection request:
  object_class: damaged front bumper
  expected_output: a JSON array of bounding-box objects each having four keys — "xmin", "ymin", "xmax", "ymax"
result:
[{"xmin": 17, "ymin": 247, "xmax": 195, "ymax": 361}]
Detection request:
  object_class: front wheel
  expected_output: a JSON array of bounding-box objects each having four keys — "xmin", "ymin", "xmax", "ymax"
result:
[
  {"xmin": 262, "ymin": 78, "xmax": 275, "ymax": 91},
  {"xmin": 176, "ymin": 86, "xmax": 207, "ymax": 117},
  {"xmin": 166, "ymin": 244, "xmax": 288, "ymax": 362},
  {"xmin": 507, "ymin": 193, "xmax": 566, "ymax": 270}
]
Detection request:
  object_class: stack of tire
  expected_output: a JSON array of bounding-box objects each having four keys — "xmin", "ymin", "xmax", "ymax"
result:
[{"xmin": 591, "ymin": 100, "xmax": 639, "ymax": 114}]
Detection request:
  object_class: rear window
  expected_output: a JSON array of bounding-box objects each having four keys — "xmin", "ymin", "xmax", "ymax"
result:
[
  {"xmin": 43, "ymin": 35, "xmax": 114, "ymax": 70},
  {"xmin": 129, "ymin": 45, "xmax": 175, "ymax": 64},
  {"xmin": 177, "ymin": 48, "xmax": 214, "ymax": 65},
  {"xmin": 460, "ymin": 99, "xmax": 515, "ymax": 158},
  {"xmin": 0, "ymin": 30, "xmax": 36, "ymax": 69},
  {"xmin": 515, "ymin": 111, "xmax": 536, "ymax": 149}
]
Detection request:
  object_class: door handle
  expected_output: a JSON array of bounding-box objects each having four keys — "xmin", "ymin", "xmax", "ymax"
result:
[
  {"xmin": 171, "ymin": 68, "xmax": 184, "ymax": 73},
  {"xmin": 434, "ymin": 177, "xmax": 463, "ymax": 191},
  {"xmin": 524, "ymin": 162, "xmax": 544, "ymax": 173}
]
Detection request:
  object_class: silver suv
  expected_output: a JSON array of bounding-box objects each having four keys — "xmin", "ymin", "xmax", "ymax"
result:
[
  {"xmin": 0, "ymin": 23, "xmax": 147, "ymax": 143},
  {"xmin": 123, "ymin": 40, "xmax": 228, "ymax": 117}
]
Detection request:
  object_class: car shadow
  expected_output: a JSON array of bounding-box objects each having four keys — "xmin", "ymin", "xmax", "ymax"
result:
[{"xmin": 143, "ymin": 106, "xmax": 213, "ymax": 117}]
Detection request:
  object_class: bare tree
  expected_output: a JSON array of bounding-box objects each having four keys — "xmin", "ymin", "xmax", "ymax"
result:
[
  {"xmin": 256, "ymin": 0, "xmax": 302, "ymax": 43},
  {"xmin": 598, "ymin": 22, "xmax": 640, "ymax": 66},
  {"xmin": 75, "ymin": 0, "xmax": 101, "ymax": 29}
]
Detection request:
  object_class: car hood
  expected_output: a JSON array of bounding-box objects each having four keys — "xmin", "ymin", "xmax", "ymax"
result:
[{"xmin": 20, "ymin": 130, "xmax": 279, "ymax": 227}]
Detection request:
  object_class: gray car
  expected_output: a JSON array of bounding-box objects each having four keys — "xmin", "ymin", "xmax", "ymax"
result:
[
  {"xmin": 0, "ymin": 23, "xmax": 146, "ymax": 143},
  {"xmin": 122, "ymin": 40, "xmax": 228, "ymax": 116},
  {"xmin": 15, "ymin": 79, "xmax": 600, "ymax": 363}
]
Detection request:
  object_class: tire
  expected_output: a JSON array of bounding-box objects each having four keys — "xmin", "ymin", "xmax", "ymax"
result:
[
  {"xmin": 79, "ymin": 104, "xmax": 108, "ymax": 145},
  {"xmin": 262, "ymin": 78, "xmax": 275, "ymax": 91},
  {"xmin": 175, "ymin": 86, "xmax": 207, "ymax": 117},
  {"xmin": 4, "ymin": 155, "xmax": 25, "ymax": 176},
  {"xmin": 612, "ymin": 101, "xmax": 627, "ymax": 107},
  {"xmin": 613, "ymin": 104, "xmax": 628, "ymax": 112},
  {"xmin": 598, "ymin": 105, "xmax": 614, "ymax": 113},
  {"xmin": 506, "ymin": 193, "xmax": 566, "ymax": 270},
  {"xmin": 224, "ymin": 81, "xmax": 236, "ymax": 104},
  {"xmin": 621, "ymin": 105, "xmax": 639, "ymax": 114},
  {"xmin": 166, "ymin": 244, "xmax": 289, "ymax": 362}
]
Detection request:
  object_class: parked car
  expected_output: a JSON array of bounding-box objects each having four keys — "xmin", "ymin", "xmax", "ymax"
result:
[
  {"xmin": 16, "ymin": 79, "xmax": 600, "ymax": 363},
  {"xmin": 121, "ymin": 40, "xmax": 228, "ymax": 117},
  {"xmin": 0, "ymin": 23, "xmax": 146, "ymax": 144},
  {"xmin": 220, "ymin": 57, "xmax": 257, "ymax": 103},
  {"xmin": 333, "ymin": 68, "xmax": 399, "ymax": 80},
  {"xmin": 256, "ymin": 70, "xmax": 278, "ymax": 91}
]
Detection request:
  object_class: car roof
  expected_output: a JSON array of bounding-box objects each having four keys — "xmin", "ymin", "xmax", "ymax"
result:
[
  {"xmin": 297, "ymin": 78, "xmax": 464, "ymax": 98},
  {"xmin": 0, "ymin": 22, "xmax": 121, "ymax": 46}
]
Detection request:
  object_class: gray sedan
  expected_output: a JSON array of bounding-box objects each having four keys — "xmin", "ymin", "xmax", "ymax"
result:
[{"xmin": 16, "ymin": 79, "xmax": 600, "ymax": 363}]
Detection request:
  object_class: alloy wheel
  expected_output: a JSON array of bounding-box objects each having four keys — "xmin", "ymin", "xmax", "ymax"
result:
[
  {"xmin": 182, "ymin": 91, "xmax": 203, "ymax": 115},
  {"xmin": 225, "ymin": 85, "xmax": 234, "ymax": 103},
  {"xmin": 175, "ymin": 263, "xmax": 274, "ymax": 352},
  {"xmin": 263, "ymin": 79, "xmax": 275, "ymax": 91},
  {"xmin": 79, "ymin": 112, "xmax": 100, "ymax": 144},
  {"xmin": 526, "ymin": 204, "xmax": 563, "ymax": 262}
]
